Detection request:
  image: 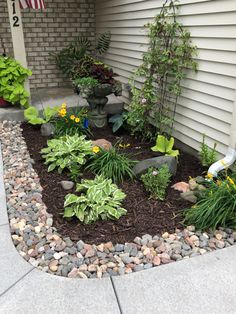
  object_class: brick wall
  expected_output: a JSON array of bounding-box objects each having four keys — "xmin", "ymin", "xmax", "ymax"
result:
[
  {"xmin": 0, "ymin": 1, "xmax": 14, "ymax": 56},
  {"xmin": 0, "ymin": 0, "xmax": 95, "ymax": 89}
]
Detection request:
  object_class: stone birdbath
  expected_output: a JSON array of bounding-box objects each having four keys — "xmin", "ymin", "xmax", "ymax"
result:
[{"xmin": 79, "ymin": 82, "xmax": 122, "ymax": 128}]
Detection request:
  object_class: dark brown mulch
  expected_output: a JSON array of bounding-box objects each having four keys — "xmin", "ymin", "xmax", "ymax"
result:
[{"xmin": 21, "ymin": 123, "xmax": 205, "ymax": 244}]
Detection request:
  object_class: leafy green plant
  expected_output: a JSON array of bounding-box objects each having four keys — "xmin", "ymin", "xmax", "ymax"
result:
[
  {"xmin": 0, "ymin": 56, "xmax": 32, "ymax": 107},
  {"xmin": 24, "ymin": 106, "xmax": 59, "ymax": 125},
  {"xmin": 41, "ymin": 134, "xmax": 93, "ymax": 180},
  {"xmin": 54, "ymin": 103, "xmax": 91, "ymax": 137},
  {"xmin": 86, "ymin": 146, "xmax": 137, "ymax": 183},
  {"xmin": 184, "ymin": 176, "xmax": 236, "ymax": 230},
  {"xmin": 50, "ymin": 32, "xmax": 111, "ymax": 78},
  {"xmin": 199, "ymin": 134, "xmax": 217, "ymax": 167},
  {"xmin": 141, "ymin": 165, "xmax": 172, "ymax": 201},
  {"xmin": 151, "ymin": 135, "xmax": 179, "ymax": 157},
  {"xmin": 109, "ymin": 112, "xmax": 128, "ymax": 133},
  {"xmin": 64, "ymin": 175, "xmax": 127, "ymax": 224},
  {"xmin": 73, "ymin": 77, "xmax": 99, "ymax": 88},
  {"xmin": 126, "ymin": 0, "xmax": 197, "ymax": 139}
]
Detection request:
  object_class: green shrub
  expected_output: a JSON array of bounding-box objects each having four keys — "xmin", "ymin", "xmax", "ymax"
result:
[
  {"xmin": 141, "ymin": 165, "xmax": 172, "ymax": 201},
  {"xmin": 0, "ymin": 56, "xmax": 32, "ymax": 107},
  {"xmin": 199, "ymin": 134, "xmax": 217, "ymax": 167},
  {"xmin": 64, "ymin": 175, "xmax": 127, "ymax": 224},
  {"xmin": 41, "ymin": 134, "xmax": 92, "ymax": 180},
  {"xmin": 86, "ymin": 146, "xmax": 137, "ymax": 183},
  {"xmin": 24, "ymin": 106, "xmax": 59, "ymax": 125},
  {"xmin": 184, "ymin": 176, "xmax": 236, "ymax": 230}
]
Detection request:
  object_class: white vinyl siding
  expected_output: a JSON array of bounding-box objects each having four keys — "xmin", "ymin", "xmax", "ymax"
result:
[{"xmin": 96, "ymin": 0, "xmax": 236, "ymax": 156}]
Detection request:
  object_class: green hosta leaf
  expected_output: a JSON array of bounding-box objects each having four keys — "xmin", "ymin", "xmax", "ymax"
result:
[
  {"xmin": 48, "ymin": 163, "xmax": 57, "ymax": 172},
  {"xmin": 43, "ymin": 106, "xmax": 59, "ymax": 122},
  {"xmin": 63, "ymin": 207, "xmax": 75, "ymax": 218},
  {"xmin": 75, "ymin": 205, "xmax": 86, "ymax": 222},
  {"xmin": 64, "ymin": 194, "xmax": 80, "ymax": 207}
]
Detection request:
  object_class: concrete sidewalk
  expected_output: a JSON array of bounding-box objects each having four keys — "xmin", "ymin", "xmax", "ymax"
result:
[{"xmin": 1, "ymin": 144, "xmax": 236, "ymax": 313}]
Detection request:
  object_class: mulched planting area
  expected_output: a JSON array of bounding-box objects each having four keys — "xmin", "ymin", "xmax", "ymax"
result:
[{"xmin": 21, "ymin": 123, "xmax": 205, "ymax": 245}]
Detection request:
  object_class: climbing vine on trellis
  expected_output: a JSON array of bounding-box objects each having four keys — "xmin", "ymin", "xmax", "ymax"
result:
[{"xmin": 126, "ymin": 0, "xmax": 198, "ymax": 140}]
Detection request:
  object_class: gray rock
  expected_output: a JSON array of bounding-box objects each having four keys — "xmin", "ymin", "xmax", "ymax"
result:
[
  {"xmin": 76, "ymin": 240, "xmax": 85, "ymax": 251},
  {"xmin": 60, "ymin": 181, "xmax": 74, "ymax": 191},
  {"xmin": 133, "ymin": 156, "xmax": 177, "ymax": 176},
  {"xmin": 180, "ymin": 191, "xmax": 197, "ymax": 203},
  {"xmin": 134, "ymin": 264, "xmax": 144, "ymax": 272},
  {"xmin": 115, "ymin": 244, "xmax": 124, "ymax": 252},
  {"xmin": 40, "ymin": 123, "xmax": 54, "ymax": 136}
]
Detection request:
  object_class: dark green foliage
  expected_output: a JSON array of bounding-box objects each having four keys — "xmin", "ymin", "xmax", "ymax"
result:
[
  {"xmin": 87, "ymin": 147, "xmax": 137, "ymax": 183},
  {"xmin": 50, "ymin": 32, "xmax": 111, "ymax": 79},
  {"xmin": 184, "ymin": 177, "xmax": 236, "ymax": 230},
  {"xmin": 95, "ymin": 32, "xmax": 111, "ymax": 55}
]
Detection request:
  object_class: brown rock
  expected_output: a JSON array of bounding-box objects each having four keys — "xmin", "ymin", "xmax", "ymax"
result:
[
  {"xmin": 68, "ymin": 268, "xmax": 78, "ymax": 278},
  {"xmin": 172, "ymin": 182, "xmax": 190, "ymax": 193},
  {"xmin": 92, "ymin": 139, "xmax": 112, "ymax": 151},
  {"xmin": 153, "ymin": 256, "xmax": 161, "ymax": 266}
]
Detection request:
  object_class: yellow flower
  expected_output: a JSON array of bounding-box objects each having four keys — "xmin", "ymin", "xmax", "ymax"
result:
[
  {"xmin": 206, "ymin": 173, "xmax": 213, "ymax": 180},
  {"xmin": 75, "ymin": 117, "xmax": 80, "ymax": 123},
  {"xmin": 61, "ymin": 103, "xmax": 67, "ymax": 109},
  {"xmin": 216, "ymin": 180, "xmax": 221, "ymax": 186},
  {"xmin": 119, "ymin": 143, "xmax": 131, "ymax": 149},
  {"xmin": 92, "ymin": 146, "xmax": 100, "ymax": 154},
  {"xmin": 70, "ymin": 115, "xmax": 75, "ymax": 121},
  {"xmin": 58, "ymin": 108, "xmax": 67, "ymax": 117},
  {"xmin": 227, "ymin": 176, "xmax": 235, "ymax": 186}
]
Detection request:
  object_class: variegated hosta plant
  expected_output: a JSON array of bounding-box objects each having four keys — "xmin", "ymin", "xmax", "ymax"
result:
[
  {"xmin": 41, "ymin": 134, "xmax": 93, "ymax": 179},
  {"xmin": 64, "ymin": 175, "xmax": 127, "ymax": 224}
]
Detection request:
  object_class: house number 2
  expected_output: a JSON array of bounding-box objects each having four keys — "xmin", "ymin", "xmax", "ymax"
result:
[{"xmin": 11, "ymin": 0, "xmax": 20, "ymax": 27}]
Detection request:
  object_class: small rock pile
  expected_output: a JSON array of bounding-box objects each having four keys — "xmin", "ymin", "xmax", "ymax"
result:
[{"xmin": 1, "ymin": 121, "xmax": 236, "ymax": 279}]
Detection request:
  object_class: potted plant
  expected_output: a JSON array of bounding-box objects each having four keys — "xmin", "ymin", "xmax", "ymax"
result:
[
  {"xmin": 51, "ymin": 32, "xmax": 122, "ymax": 127},
  {"xmin": 73, "ymin": 62, "xmax": 122, "ymax": 127},
  {"xmin": 0, "ymin": 56, "xmax": 32, "ymax": 108}
]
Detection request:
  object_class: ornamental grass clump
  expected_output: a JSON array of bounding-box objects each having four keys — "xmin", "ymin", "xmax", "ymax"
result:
[
  {"xmin": 86, "ymin": 146, "xmax": 137, "ymax": 183},
  {"xmin": 41, "ymin": 134, "xmax": 92, "ymax": 180},
  {"xmin": 184, "ymin": 176, "xmax": 236, "ymax": 230},
  {"xmin": 141, "ymin": 165, "xmax": 172, "ymax": 201},
  {"xmin": 64, "ymin": 175, "xmax": 127, "ymax": 224}
]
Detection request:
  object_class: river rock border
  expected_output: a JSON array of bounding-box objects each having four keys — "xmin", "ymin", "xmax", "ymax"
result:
[{"xmin": 1, "ymin": 121, "xmax": 236, "ymax": 279}]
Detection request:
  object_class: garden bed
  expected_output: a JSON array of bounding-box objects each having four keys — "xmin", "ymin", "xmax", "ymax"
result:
[
  {"xmin": 22, "ymin": 122, "xmax": 203, "ymax": 244},
  {"xmin": 2, "ymin": 121, "xmax": 236, "ymax": 279}
]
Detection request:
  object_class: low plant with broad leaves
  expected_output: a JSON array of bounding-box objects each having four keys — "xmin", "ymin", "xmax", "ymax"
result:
[
  {"xmin": 141, "ymin": 165, "xmax": 172, "ymax": 201},
  {"xmin": 41, "ymin": 134, "xmax": 93, "ymax": 180},
  {"xmin": 86, "ymin": 146, "xmax": 137, "ymax": 183},
  {"xmin": 64, "ymin": 175, "xmax": 127, "ymax": 224},
  {"xmin": 151, "ymin": 135, "xmax": 179, "ymax": 158},
  {"xmin": 24, "ymin": 106, "xmax": 59, "ymax": 125}
]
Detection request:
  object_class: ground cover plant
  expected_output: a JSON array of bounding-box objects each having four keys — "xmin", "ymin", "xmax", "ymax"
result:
[{"xmin": 64, "ymin": 175, "xmax": 127, "ymax": 224}]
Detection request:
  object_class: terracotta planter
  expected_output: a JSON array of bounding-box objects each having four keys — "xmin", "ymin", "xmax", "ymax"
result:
[{"xmin": 0, "ymin": 97, "xmax": 11, "ymax": 108}]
